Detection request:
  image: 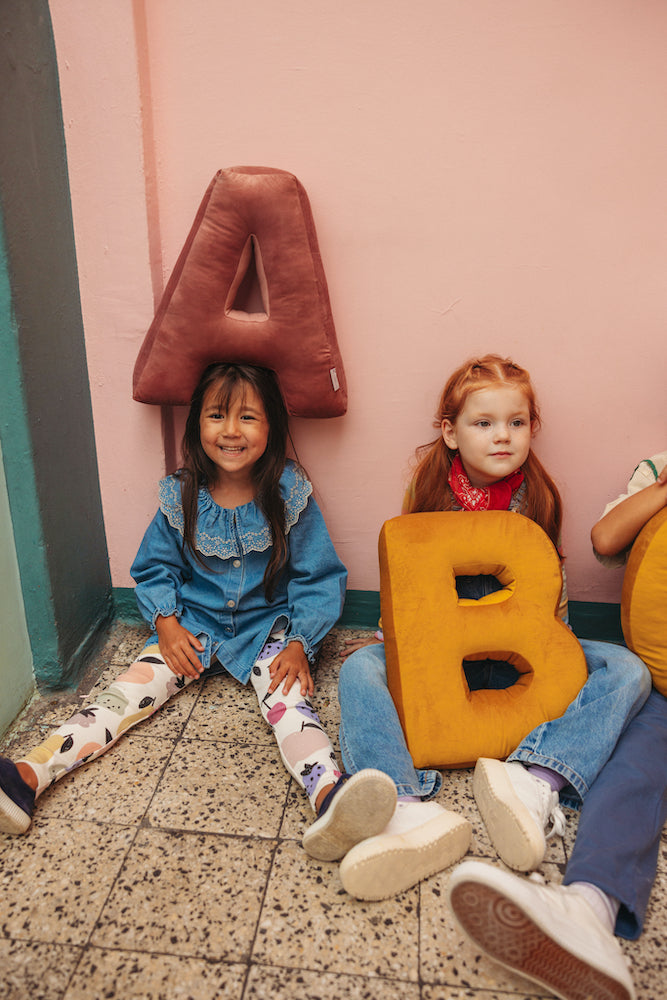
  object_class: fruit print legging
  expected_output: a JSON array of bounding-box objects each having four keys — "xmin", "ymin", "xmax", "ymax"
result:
[{"xmin": 17, "ymin": 623, "xmax": 341, "ymax": 812}]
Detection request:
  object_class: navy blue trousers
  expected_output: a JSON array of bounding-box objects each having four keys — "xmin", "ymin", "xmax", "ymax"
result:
[{"xmin": 563, "ymin": 686, "xmax": 667, "ymax": 940}]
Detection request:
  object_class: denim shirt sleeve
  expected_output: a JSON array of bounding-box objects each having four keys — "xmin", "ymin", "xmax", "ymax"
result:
[
  {"xmin": 284, "ymin": 496, "xmax": 348, "ymax": 663},
  {"xmin": 130, "ymin": 509, "xmax": 189, "ymax": 628}
]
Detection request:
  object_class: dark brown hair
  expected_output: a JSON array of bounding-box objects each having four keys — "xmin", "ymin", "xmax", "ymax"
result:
[{"xmin": 178, "ymin": 362, "xmax": 290, "ymax": 600}]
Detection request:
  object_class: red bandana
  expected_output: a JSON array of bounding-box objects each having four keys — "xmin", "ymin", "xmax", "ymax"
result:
[{"xmin": 448, "ymin": 453, "xmax": 524, "ymax": 511}]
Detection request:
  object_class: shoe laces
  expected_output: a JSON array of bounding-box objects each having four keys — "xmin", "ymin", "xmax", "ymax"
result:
[
  {"xmin": 528, "ymin": 773, "xmax": 567, "ymax": 840},
  {"xmin": 544, "ymin": 800, "xmax": 567, "ymax": 840}
]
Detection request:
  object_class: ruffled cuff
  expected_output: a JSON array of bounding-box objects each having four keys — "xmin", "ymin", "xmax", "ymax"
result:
[
  {"xmin": 150, "ymin": 606, "xmax": 182, "ymax": 630},
  {"xmin": 285, "ymin": 634, "xmax": 315, "ymax": 664}
]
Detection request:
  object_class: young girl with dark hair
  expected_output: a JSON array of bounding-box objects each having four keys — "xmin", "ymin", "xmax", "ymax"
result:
[
  {"xmin": 0, "ymin": 363, "xmax": 396, "ymax": 860},
  {"xmin": 337, "ymin": 354, "xmax": 650, "ymax": 901}
]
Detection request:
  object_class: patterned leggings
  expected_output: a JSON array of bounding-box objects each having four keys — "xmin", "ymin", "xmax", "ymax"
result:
[{"xmin": 17, "ymin": 625, "xmax": 340, "ymax": 812}]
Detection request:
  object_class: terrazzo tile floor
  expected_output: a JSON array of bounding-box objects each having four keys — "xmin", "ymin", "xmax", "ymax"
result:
[{"xmin": 1, "ymin": 622, "xmax": 665, "ymax": 1000}]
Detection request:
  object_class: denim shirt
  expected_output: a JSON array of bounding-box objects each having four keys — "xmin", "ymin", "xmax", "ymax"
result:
[{"xmin": 131, "ymin": 461, "xmax": 348, "ymax": 683}]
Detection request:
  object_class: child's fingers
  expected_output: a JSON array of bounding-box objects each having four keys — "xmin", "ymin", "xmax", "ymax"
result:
[
  {"xmin": 168, "ymin": 654, "xmax": 202, "ymax": 679},
  {"xmin": 267, "ymin": 660, "xmax": 289, "ymax": 694},
  {"xmin": 161, "ymin": 637, "xmax": 204, "ymax": 678},
  {"xmin": 282, "ymin": 665, "xmax": 313, "ymax": 697},
  {"xmin": 339, "ymin": 636, "xmax": 381, "ymax": 659}
]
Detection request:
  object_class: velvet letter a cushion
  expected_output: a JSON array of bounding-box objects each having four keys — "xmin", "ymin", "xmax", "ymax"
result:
[
  {"xmin": 380, "ymin": 511, "xmax": 587, "ymax": 768},
  {"xmin": 621, "ymin": 506, "xmax": 667, "ymax": 697},
  {"xmin": 133, "ymin": 166, "xmax": 347, "ymax": 418}
]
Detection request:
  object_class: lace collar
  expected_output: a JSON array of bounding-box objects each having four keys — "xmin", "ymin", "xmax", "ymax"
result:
[{"xmin": 158, "ymin": 460, "xmax": 312, "ymax": 558}]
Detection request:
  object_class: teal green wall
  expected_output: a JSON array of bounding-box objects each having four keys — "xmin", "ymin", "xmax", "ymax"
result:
[
  {"xmin": 0, "ymin": 0, "xmax": 113, "ymax": 693},
  {"xmin": 0, "ymin": 437, "xmax": 34, "ymax": 731}
]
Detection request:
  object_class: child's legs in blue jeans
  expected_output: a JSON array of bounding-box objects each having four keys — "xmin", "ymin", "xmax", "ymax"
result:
[
  {"xmin": 563, "ymin": 686, "xmax": 667, "ymax": 940},
  {"xmin": 338, "ymin": 643, "xmax": 441, "ymax": 799},
  {"xmin": 18, "ymin": 642, "xmax": 195, "ymax": 797},
  {"xmin": 508, "ymin": 639, "xmax": 652, "ymax": 804},
  {"xmin": 250, "ymin": 626, "xmax": 341, "ymax": 811}
]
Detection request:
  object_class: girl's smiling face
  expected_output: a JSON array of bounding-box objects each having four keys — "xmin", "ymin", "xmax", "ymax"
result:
[
  {"xmin": 442, "ymin": 385, "xmax": 534, "ymax": 488},
  {"xmin": 199, "ymin": 382, "xmax": 270, "ymax": 486}
]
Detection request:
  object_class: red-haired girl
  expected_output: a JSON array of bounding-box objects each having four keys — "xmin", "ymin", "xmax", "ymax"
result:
[{"xmin": 338, "ymin": 355, "xmax": 650, "ymax": 901}]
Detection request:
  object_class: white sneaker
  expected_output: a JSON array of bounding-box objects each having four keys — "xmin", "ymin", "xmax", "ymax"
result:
[
  {"xmin": 339, "ymin": 800, "xmax": 472, "ymax": 901},
  {"xmin": 473, "ymin": 758, "xmax": 567, "ymax": 871},
  {"xmin": 302, "ymin": 769, "xmax": 397, "ymax": 862},
  {"xmin": 448, "ymin": 860, "xmax": 635, "ymax": 1000}
]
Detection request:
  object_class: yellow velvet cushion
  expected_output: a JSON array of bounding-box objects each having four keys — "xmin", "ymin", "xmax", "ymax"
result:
[
  {"xmin": 380, "ymin": 511, "xmax": 587, "ymax": 768},
  {"xmin": 621, "ymin": 506, "xmax": 667, "ymax": 696},
  {"xmin": 133, "ymin": 166, "xmax": 347, "ymax": 418}
]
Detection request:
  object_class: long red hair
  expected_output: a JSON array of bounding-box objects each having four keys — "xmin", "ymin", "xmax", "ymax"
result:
[{"xmin": 405, "ymin": 354, "xmax": 563, "ymax": 551}]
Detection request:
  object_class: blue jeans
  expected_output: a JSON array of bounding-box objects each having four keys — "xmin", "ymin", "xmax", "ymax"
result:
[
  {"xmin": 563, "ymin": 687, "xmax": 667, "ymax": 940},
  {"xmin": 338, "ymin": 635, "xmax": 651, "ymax": 805},
  {"xmin": 338, "ymin": 574, "xmax": 514, "ymax": 798},
  {"xmin": 507, "ymin": 638, "xmax": 651, "ymax": 805}
]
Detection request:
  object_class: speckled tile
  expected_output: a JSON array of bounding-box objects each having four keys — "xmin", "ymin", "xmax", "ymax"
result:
[
  {"xmin": 244, "ymin": 964, "xmax": 420, "ymax": 1000},
  {"xmin": 1, "ymin": 693, "xmax": 86, "ymax": 738},
  {"xmin": 146, "ymin": 738, "xmax": 291, "ymax": 836},
  {"xmin": 419, "ymin": 861, "xmax": 567, "ymax": 994},
  {"xmin": 91, "ymin": 828, "xmax": 274, "ymax": 961},
  {"xmin": 183, "ymin": 671, "xmax": 270, "ymax": 742},
  {"xmin": 421, "ymin": 987, "xmax": 538, "ymax": 1000},
  {"xmin": 33, "ymin": 734, "xmax": 176, "ymax": 826},
  {"xmin": 105, "ymin": 624, "xmax": 153, "ymax": 665},
  {"xmin": 0, "ymin": 728, "xmax": 43, "ymax": 762},
  {"xmin": 0, "ymin": 939, "xmax": 82, "ymax": 1000},
  {"xmin": 623, "ymin": 837, "xmax": 667, "ymax": 1000},
  {"xmin": 186, "ymin": 662, "xmax": 342, "ymax": 745},
  {"xmin": 252, "ymin": 841, "xmax": 419, "ymax": 980},
  {"xmin": 0, "ymin": 818, "xmax": 136, "ymax": 946},
  {"xmin": 62, "ymin": 947, "xmax": 247, "ymax": 999},
  {"xmin": 3, "ymin": 621, "xmax": 667, "ymax": 1000}
]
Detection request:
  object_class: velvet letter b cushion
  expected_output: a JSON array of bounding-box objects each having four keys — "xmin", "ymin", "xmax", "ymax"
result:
[
  {"xmin": 133, "ymin": 166, "xmax": 347, "ymax": 418},
  {"xmin": 621, "ymin": 506, "xmax": 667, "ymax": 697},
  {"xmin": 380, "ymin": 511, "xmax": 588, "ymax": 768}
]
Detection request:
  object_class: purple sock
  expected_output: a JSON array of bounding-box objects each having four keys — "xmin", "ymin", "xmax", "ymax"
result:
[{"xmin": 527, "ymin": 764, "xmax": 568, "ymax": 793}]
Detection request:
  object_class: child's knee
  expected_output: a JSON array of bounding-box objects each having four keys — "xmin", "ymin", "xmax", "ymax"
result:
[
  {"xmin": 608, "ymin": 646, "xmax": 652, "ymax": 701},
  {"xmin": 633, "ymin": 656, "xmax": 653, "ymax": 700},
  {"xmin": 339, "ymin": 645, "xmax": 386, "ymax": 701}
]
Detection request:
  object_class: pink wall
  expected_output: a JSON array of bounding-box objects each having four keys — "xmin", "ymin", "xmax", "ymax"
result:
[{"xmin": 50, "ymin": 0, "xmax": 667, "ymax": 604}]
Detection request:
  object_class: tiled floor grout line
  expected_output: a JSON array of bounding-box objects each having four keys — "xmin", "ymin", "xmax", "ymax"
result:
[
  {"xmin": 60, "ymin": 820, "xmax": 147, "ymax": 1000},
  {"xmin": 57, "ymin": 633, "xmax": 191, "ymax": 999},
  {"xmin": 1, "ymin": 623, "xmax": 665, "ymax": 999},
  {"xmin": 240, "ymin": 777, "xmax": 294, "ymax": 999}
]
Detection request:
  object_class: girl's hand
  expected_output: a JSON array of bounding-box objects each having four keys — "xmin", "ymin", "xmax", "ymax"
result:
[
  {"xmin": 268, "ymin": 641, "xmax": 314, "ymax": 697},
  {"xmin": 155, "ymin": 614, "xmax": 204, "ymax": 679},
  {"xmin": 339, "ymin": 636, "xmax": 383, "ymax": 659}
]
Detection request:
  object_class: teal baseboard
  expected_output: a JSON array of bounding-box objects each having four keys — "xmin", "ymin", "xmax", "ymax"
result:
[
  {"xmin": 113, "ymin": 588, "xmax": 144, "ymax": 624},
  {"xmin": 568, "ymin": 600, "xmax": 623, "ymax": 644},
  {"xmin": 113, "ymin": 588, "xmax": 624, "ymax": 643}
]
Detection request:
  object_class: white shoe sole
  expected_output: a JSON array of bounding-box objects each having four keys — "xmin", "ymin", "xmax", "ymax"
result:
[
  {"xmin": 473, "ymin": 758, "xmax": 545, "ymax": 871},
  {"xmin": 449, "ymin": 869, "xmax": 634, "ymax": 1000},
  {"xmin": 0, "ymin": 789, "xmax": 32, "ymax": 835},
  {"xmin": 340, "ymin": 810, "xmax": 471, "ymax": 900},
  {"xmin": 302, "ymin": 769, "xmax": 397, "ymax": 862}
]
